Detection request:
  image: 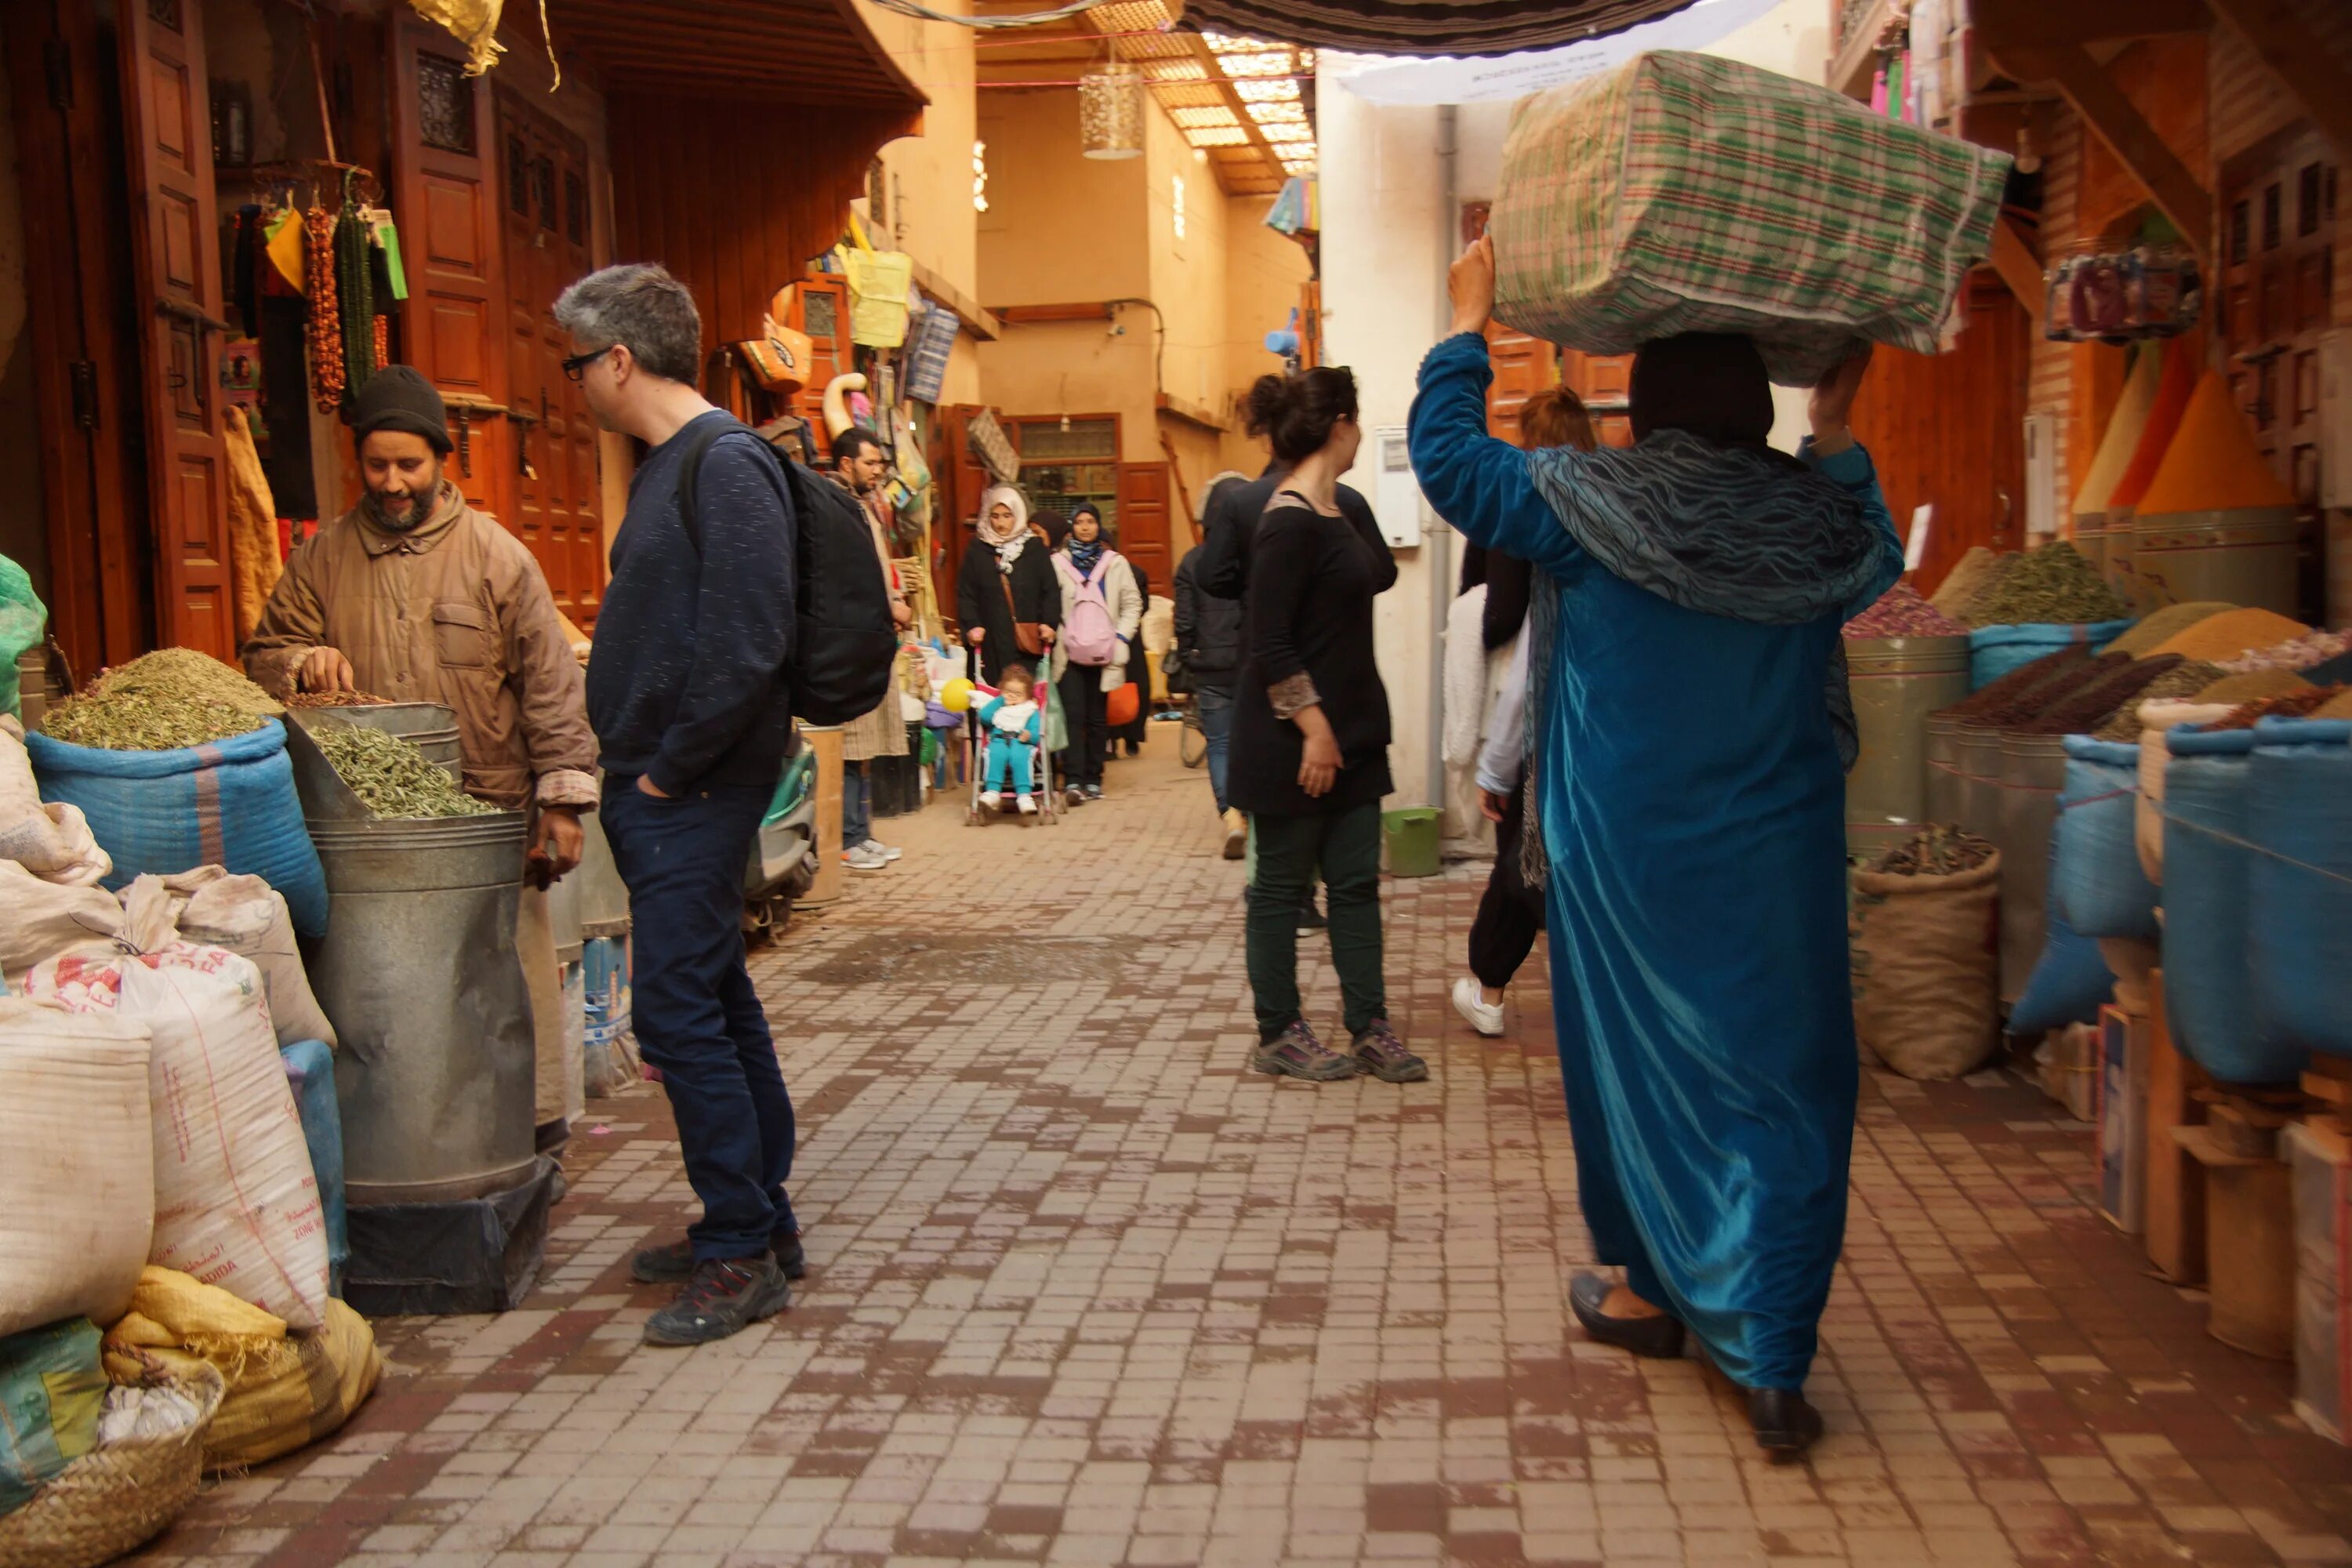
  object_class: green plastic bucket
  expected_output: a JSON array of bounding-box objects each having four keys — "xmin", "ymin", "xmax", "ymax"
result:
[{"xmin": 1382, "ymin": 807, "xmax": 1443, "ymax": 878}]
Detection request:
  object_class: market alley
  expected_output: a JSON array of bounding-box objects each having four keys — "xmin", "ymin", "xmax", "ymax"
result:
[{"xmin": 137, "ymin": 731, "xmax": 2352, "ymax": 1568}]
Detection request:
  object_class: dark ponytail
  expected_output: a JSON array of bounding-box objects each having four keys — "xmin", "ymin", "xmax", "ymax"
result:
[{"xmin": 1243, "ymin": 365, "xmax": 1359, "ymax": 465}]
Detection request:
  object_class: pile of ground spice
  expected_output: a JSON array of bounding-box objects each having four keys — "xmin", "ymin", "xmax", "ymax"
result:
[
  {"xmin": 2092, "ymin": 660, "xmax": 2225, "ymax": 741},
  {"xmin": 2194, "ymin": 668, "xmax": 2310, "ymax": 705},
  {"xmin": 1969, "ymin": 653, "xmax": 2131, "ymax": 728},
  {"xmin": 2214, "ymin": 626, "xmax": 2352, "ymax": 673},
  {"xmin": 2317, "ymin": 689, "xmax": 2352, "ymax": 720},
  {"xmin": 1941, "ymin": 646, "xmax": 2094, "ymax": 719},
  {"xmin": 2202, "ymin": 686, "xmax": 2347, "ymax": 731},
  {"xmin": 1869, "ymin": 823, "xmax": 1994, "ymax": 877},
  {"xmin": 1965, "ymin": 540, "xmax": 2129, "ymax": 626},
  {"xmin": 1844, "ymin": 583, "xmax": 1969, "ymax": 639},
  {"xmin": 2147, "ymin": 606, "xmax": 2308, "ymax": 662},
  {"xmin": 2015, "ymin": 655, "xmax": 2183, "ymax": 735},
  {"xmin": 2106, "ymin": 601, "xmax": 2232, "ymax": 657},
  {"xmin": 1931, "ymin": 548, "xmax": 2009, "ymax": 622},
  {"xmin": 40, "ymin": 648, "xmax": 281, "ymax": 751}
]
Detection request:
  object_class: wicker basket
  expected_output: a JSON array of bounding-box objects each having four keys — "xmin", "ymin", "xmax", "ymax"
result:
[{"xmin": 0, "ymin": 1362, "xmax": 224, "ymax": 1568}]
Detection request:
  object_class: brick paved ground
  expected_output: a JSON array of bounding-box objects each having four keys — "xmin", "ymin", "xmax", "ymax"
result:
[{"xmin": 135, "ymin": 730, "xmax": 2351, "ymax": 1568}]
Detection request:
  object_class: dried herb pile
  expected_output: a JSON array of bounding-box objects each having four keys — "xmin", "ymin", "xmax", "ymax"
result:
[
  {"xmin": 286, "ymin": 690, "xmax": 396, "ymax": 708},
  {"xmin": 40, "ymin": 648, "xmax": 281, "ymax": 751},
  {"xmin": 313, "ymin": 724, "xmax": 495, "ymax": 818},
  {"xmin": 2092, "ymin": 661, "xmax": 2224, "ymax": 741},
  {"xmin": 2013, "ymin": 655, "xmax": 2183, "ymax": 735},
  {"xmin": 1844, "ymin": 583, "xmax": 1969, "ymax": 639},
  {"xmin": 1932, "ymin": 548, "xmax": 2009, "ymax": 624},
  {"xmin": 1965, "ymin": 540, "xmax": 2129, "ymax": 626},
  {"xmin": 1869, "ymin": 825, "xmax": 1994, "ymax": 877}
]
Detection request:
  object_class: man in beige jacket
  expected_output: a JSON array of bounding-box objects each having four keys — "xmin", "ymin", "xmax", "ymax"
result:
[{"xmin": 243, "ymin": 366, "xmax": 599, "ymax": 1152}]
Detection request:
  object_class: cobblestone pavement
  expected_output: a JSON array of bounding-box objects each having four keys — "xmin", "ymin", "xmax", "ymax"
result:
[{"xmin": 137, "ymin": 731, "xmax": 2352, "ymax": 1568}]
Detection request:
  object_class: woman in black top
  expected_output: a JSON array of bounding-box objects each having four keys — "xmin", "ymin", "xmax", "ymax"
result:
[
  {"xmin": 1230, "ymin": 368, "xmax": 1425, "ymax": 1086},
  {"xmin": 955, "ymin": 486, "xmax": 1058, "ymax": 686}
]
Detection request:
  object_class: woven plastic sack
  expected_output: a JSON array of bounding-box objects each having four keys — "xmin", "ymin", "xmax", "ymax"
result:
[
  {"xmin": 1848, "ymin": 850, "xmax": 2000, "ymax": 1080},
  {"xmin": 2052, "ymin": 737, "xmax": 2158, "ymax": 941},
  {"xmin": 279, "ymin": 1041, "xmax": 347, "ymax": 1294},
  {"xmin": 24, "ymin": 720, "xmax": 328, "ymax": 937},
  {"xmin": 153, "ymin": 868, "xmax": 336, "ymax": 1048},
  {"xmin": 0, "ymin": 861, "xmax": 122, "ymax": 992},
  {"xmin": 2246, "ymin": 719, "xmax": 2352, "ymax": 1060},
  {"xmin": 0, "ymin": 1318, "xmax": 104, "ymax": 1515},
  {"xmin": 2161, "ymin": 726, "xmax": 2302, "ymax": 1083},
  {"xmin": 0, "ymin": 998, "xmax": 154, "ymax": 1339},
  {"xmin": 1968, "ymin": 620, "xmax": 2132, "ymax": 691},
  {"xmin": 26, "ymin": 940, "xmax": 332, "ymax": 1330},
  {"xmin": 0, "ymin": 558, "xmax": 44, "ymax": 720},
  {"xmin": 0, "ymin": 723, "xmax": 108, "ymax": 888},
  {"xmin": 1491, "ymin": 51, "xmax": 2013, "ymax": 386},
  {"xmin": 2134, "ymin": 699, "xmax": 2236, "ymax": 884}
]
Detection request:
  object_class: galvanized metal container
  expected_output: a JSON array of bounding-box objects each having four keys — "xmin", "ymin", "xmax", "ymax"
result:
[
  {"xmin": 1846, "ymin": 634, "xmax": 1970, "ymax": 859},
  {"xmin": 1997, "ymin": 731, "xmax": 2071, "ymax": 1004},
  {"xmin": 1925, "ymin": 712, "xmax": 1966, "ymax": 829},
  {"xmin": 2129, "ymin": 506, "xmax": 2303, "ymax": 618},
  {"xmin": 1956, "ymin": 719, "xmax": 2007, "ymax": 844},
  {"xmin": 312, "ymin": 811, "xmax": 537, "ymax": 1205}
]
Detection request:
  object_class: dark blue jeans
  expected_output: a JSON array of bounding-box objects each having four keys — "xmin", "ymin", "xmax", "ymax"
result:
[
  {"xmin": 842, "ymin": 761, "xmax": 872, "ymax": 847},
  {"xmin": 600, "ymin": 775, "xmax": 797, "ymax": 1262},
  {"xmin": 1195, "ymin": 682, "xmax": 1234, "ymax": 813}
]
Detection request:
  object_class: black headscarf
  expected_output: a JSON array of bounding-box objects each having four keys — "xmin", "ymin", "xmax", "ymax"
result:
[{"xmin": 1629, "ymin": 333, "xmax": 1777, "ymax": 454}]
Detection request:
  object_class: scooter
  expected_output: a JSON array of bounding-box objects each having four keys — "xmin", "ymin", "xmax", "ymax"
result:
[{"xmin": 743, "ymin": 739, "xmax": 818, "ymax": 942}]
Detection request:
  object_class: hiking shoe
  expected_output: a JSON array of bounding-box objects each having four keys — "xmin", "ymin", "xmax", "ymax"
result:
[
  {"xmin": 1352, "ymin": 1019, "xmax": 1429, "ymax": 1083},
  {"xmin": 1222, "ymin": 809, "xmax": 1247, "ymax": 861},
  {"xmin": 863, "ymin": 839, "xmax": 903, "ymax": 862},
  {"xmin": 1451, "ymin": 977, "xmax": 1506, "ymax": 1038},
  {"xmin": 1297, "ymin": 896, "xmax": 1327, "ymax": 935},
  {"xmin": 844, "ymin": 842, "xmax": 889, "ymax": 872},
  {"xmin": 633, "ymin": 1231, "xmax": 808, "ymax": 1284},
  {"xmin": 1016, "ymin": 794, "xmax": 1038, "ymax": 815},
  {"xmin": 1253, "ymin": 1021, "xmax": 1359, "ymax": 1082},
  {"xmin": 644, "ymin": 1257, "xmax": 791, "ymax": 1345}
]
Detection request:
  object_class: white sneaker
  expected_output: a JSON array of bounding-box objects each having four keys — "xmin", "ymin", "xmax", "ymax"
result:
[
  {"xmin": 844, "ymin": 842, "xmax": 890, "ymax": 872},
  {"xmin": 978, "ymin": 790, "xmax": 1002, "ymax": 811},
  {"xmin": 1015, "ymin": 794, "xmax": 1038, "ymax": 815},
  {"xmin": 863, "ymin": 839, "xmax": 903, "ymax": 862},
  {"xmin": 1452, "ymin": 976, "xmax": 1505, "ymax": 1037}
]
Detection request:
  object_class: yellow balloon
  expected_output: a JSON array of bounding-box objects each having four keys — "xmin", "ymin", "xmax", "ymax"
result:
[{"xmin": 939, "ymin": 677, "xmax": 975, "ymax": 713}]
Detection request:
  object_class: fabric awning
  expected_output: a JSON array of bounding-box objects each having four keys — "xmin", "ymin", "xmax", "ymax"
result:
[{"xmin": 1181, "ymin": 0, "xmax": 1705, "ymax": 58}]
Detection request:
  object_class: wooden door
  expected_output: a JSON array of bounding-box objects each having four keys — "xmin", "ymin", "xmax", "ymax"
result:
[
  {"xmin": 390, "ymin": 18, "xmax": 510, "ymax": 521},
  {"xmin": 1115, "ymin": 463, "xmax": 1172, "ymax": 591},
  {"xmin": 497, "ymin": 92, "xmax": 601, "ymax": 622},
  {"xmin": 2220, "ymin": 129, "xmax": 2338, "ymax": 511},
  {"xmin": 1848, "ymin": 274, "xmax": 2031, "ymax": 594},
  {"xmin": 1559, "ymin": 348, "xmax": 1635, "ymax": 448},
  {"xmin": 1484, "ymin": 322, "xmax": 1556, "ymax": 441},
  {"xmin": 120, "ymin": 0, "xmax": 232, "ymax": 660}
]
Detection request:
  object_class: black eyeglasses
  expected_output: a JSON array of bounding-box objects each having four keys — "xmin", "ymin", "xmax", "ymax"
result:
[{"xmin": 561, "ymin": 345, "xmax": 615, "ymax": 383}]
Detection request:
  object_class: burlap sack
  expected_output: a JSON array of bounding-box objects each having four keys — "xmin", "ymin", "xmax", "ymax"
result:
[{"xmin": 1849, "ymin": 851, "xmax": 2002, "ymax": 1080}]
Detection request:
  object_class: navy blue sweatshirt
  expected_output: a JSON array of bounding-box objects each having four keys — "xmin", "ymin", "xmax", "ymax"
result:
[{"xmin": 587, "ymin": 411, "xmax": 797, "ymax": 796}]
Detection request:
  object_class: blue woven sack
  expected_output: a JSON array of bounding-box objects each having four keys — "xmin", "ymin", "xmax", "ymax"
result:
[
  {"xmin": 2162, "ymin": 725, "xmax": 2299, "ymax": 1083},
  {"xmin": 2010, "ymin": 829, "xmax": 2113, "ymax": 1035},
  {"xmin": 281, "ymin": 1039, "xmax": 348, "ymax": 1296},
  {"xmin": 1968, "ymin": 620, "xmax": 2132, "ymax": 690},
  {"xmin": 24, "ymin": 719, "xmax": 328, "ymax": 937},
  {"xmin": 2247, "ymin": 718, "xmax": 2352, "ymax": 1061},
  {"xmin": 2053, "ymin": 736, "xmax": 2158, "ymax": 941}
]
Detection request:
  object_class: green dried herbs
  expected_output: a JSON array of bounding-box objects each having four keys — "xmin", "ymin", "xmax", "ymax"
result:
[
  {"xmin": 312, "ymin": 724, "xmax": 496, "ymax": 818},
  {"xmin": 40, "ymin": 648, "xmax": 281, "ymax": 750},
  {"xmin": 2091, "ymin": 660, "xmax": 2224, "ymax": 741},
  {"xmin": 1871, "ymin": 825, "xmax": 1994, "ymax": 877},
  {"xmin": 1965, "ymin": 540, "xmax": 2129, "ymax": 626}
]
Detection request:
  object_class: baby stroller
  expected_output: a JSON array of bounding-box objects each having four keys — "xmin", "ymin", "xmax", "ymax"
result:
[{"xmin": 965, "ymin": 666, "xmax": 1058, "ymax": 828}]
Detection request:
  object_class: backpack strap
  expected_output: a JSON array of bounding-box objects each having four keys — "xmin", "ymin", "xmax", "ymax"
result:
[{"xmin": 671, "ymin": 414, "xmax": 761, "ymax": 557}]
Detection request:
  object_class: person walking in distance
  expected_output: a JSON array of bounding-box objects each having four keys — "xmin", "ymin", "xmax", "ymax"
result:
[
  {"xmin": 1051, "ymin": 503, "xmax": 1142, "ymax": 805},
  {"xmin": 829, "ymin": 427, "xmax": 913, "ymax": 873},
  {"xmin": 556, "ymin": 263, "xmax": 802, "ymax": 1346},
  {"xmin": 1174, "ymin": 474, "xmax": 1249, "ymax": 857},
  {"xmin": 1232, "ymin": 368, "xmax": 1425, "ymax": 1086},
  {"xmin": 1451, "ymin": 387, "xmax": 1595, "ymax": 1038}
]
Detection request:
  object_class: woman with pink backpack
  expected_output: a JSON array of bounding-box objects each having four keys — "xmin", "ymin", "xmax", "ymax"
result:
[{"xmin": 1051, "ymin": 504, "xmax": 1143, "ymax": 804}]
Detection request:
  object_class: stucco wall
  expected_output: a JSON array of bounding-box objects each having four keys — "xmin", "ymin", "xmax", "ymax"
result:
[{"xmin": 857, "ymin": 0, "xmax": 982, "ymax": 405}]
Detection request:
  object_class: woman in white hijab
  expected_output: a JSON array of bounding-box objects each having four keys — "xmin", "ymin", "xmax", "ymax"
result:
[{"xmin": 954, "ymin": 485, "xmax": 1059, "ymax": 685}]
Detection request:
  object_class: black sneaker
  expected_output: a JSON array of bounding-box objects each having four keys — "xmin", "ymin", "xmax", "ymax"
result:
[
  {"xmin": 644, "ymin": 1257, "xmax": 791, "ymax": 1346},
  {"xmin": 633, "ymin": 1230, "xmax": 808, "ymax": 1284},
  {"xmin": 1296, "ymin": 896, "xmax": 1327, "ymax": 935}
]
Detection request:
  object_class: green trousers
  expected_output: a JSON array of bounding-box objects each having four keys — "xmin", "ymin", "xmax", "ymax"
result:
[{"xmin": 1245, "ymin": 804, "xmax": 1385, "ymax": 1042}]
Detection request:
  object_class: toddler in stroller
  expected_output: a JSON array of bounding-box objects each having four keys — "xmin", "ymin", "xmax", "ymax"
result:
[{"xmin": 976, "ymin": 665, "xmax": 1046, "ymax": 815}]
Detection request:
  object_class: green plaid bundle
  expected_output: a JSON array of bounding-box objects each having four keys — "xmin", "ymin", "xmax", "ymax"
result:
[{"xmin": 1492, "ymin": 51, "xmax": 2013, "ymax": 386}]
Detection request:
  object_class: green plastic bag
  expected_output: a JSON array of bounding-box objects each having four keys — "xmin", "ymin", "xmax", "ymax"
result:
[
  {"xmin": 0, "ymin": 1316, "xmax": 105, "ymax": 1512},
  {"xmin": 0, "ymin": 556, "xmax": 45, "ymax": 718}
]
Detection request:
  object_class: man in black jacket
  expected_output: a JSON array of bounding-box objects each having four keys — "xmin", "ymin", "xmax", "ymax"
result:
[
  {"xmin": 1174, "ymin": 475, "xmax": 1248, "ymax": 857},
  {"xmin": 558, "ymin": 263, "xmax": 801, "ymax": 1346}
]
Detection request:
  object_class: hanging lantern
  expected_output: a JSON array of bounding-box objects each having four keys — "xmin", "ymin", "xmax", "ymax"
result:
[{"xmin": 1079, "ymin": 63, "xmax": 1145, "ymax": 160}]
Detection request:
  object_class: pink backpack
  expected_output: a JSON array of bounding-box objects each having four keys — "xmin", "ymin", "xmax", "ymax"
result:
[{"xmin": 1055, "ymin": 554, "xmax": 1121, "ymax": 666}]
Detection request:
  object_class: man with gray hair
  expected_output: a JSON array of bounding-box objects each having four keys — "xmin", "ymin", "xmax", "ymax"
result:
[{"xmin": 555, "ymin": 262, "xmax": 802, "ymax": 1345}]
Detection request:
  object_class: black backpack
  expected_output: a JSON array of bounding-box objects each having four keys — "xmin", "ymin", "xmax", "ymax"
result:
[{"xmin": 674, "ymin": 416, "xmax": 898, "ymax": 727}]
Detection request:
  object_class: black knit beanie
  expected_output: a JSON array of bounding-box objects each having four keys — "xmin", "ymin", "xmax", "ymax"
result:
[{"xmin": 348, "ymin": 365, "xmax": 453, "ymax": 454}]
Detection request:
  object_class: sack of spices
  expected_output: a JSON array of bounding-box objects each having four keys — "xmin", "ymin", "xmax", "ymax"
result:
[
  {"xmin": 2133, "ymin": 699, "xmax": 2236, "ymax": 884},
  {"xmin": 2052, "ymin": 737, "xmax": 2158, "ymax": 942},
  {"xmin": 2161, "ymin": 725, "xmax": 2300, "ymax": 1083},
  {"xmin": 1849, "ymin": 828, "xmax": 2001, "ymax": 1080},
  {"xmin": 2245, "ymin": 718, "xmax": 2352, "ymax": 1061},
  {"xmin": 1490, "ymin": 51, "xmax": 2012, "ymax": 386},
  {"xmin": 143, "ymin": 867, "xmax": 336, "ymax": 1049},
  {"xmin": 26, "ymin": 720, "xmax": 327, "ymax": 938},
  {"xmin": 2009, "ymin": 840, "xmax": 2114, "ymax": 1037}
]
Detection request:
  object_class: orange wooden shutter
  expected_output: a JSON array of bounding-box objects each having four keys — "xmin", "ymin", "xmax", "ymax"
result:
[{"xmin": 1115, "ymin": 463, "xmax": 1172, "ymax": 589}]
